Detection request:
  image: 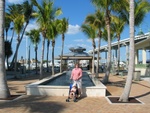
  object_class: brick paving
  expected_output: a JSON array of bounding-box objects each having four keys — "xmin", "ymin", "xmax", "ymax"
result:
[{"xmin": 0, "ymin": 72, "xmax": 150, "ymax": 113}]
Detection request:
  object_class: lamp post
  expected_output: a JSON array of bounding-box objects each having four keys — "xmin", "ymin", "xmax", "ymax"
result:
[
  {"xmin": 148, "ymin": 50, "xmax": 150, "ymax": 64},
  {"xmin": 26, "ymin": 37, "xmax": 28, "ymax": 65},
  {"xmin": 21, "ymin": 56, "xmax": 24, "ymax": 74},
  {"xmin": 28, "ymin": 45, "xmax": 30, "ymax": 71}
]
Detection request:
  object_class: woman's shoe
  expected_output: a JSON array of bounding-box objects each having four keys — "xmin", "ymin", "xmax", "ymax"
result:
[
  {"xmin": 73, "ymin": 99, "xmax": 77, "ymax": 102},
  {"xmin": 66, "ymin": 99, "xmax": 69, "ymax": 102}
]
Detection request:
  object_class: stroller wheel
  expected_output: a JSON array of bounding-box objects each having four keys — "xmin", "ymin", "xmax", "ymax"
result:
[
  {"xmin": 73, "ymin": 99, "xmax": 77, "ymax": 102},
  {"xmin": 66, "ymin": 99, "xmax": 69, "ymax": 102}
]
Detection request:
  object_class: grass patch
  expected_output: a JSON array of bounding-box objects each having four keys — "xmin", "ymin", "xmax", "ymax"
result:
[{"xmin": 135, "ymin": 64, "xmax": 147, "ymax": 68}]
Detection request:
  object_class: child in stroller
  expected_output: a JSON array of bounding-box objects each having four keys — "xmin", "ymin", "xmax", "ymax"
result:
[{"xmin": 66, "ymin": 83, "xmax": 78, "ymax": 102}]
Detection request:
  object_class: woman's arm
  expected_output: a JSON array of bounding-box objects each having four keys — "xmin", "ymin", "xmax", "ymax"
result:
[
  {"xmin": 70, "ymin": 69, "xmax": 74, "ymax": 79},
  {"xmin": 78, "ymin": 68, "xmax": 82, "ymax": 79}
]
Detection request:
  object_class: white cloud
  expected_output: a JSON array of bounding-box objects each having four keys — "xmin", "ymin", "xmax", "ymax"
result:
[
  {"xmin": 27, "ymin": 24, "xmax": 81, "ymax": 35},
  {"xmin": 7, "ymin": 0, "xmax": 24, "ymax": 4},
  {"xmin": 74, "ymin": 39, "xmax": 84, "ymax": 42},
  {"xmin": 26, "ymin": 23, "xmax": 80, "ymax": 35},
  {"xmin": 87, "ymin": 38, "xmax": 98, "ymax": 42},
  {"xmin": 77, "ymin": 43, "xmax": 87, "ymax": 48},
  {"xmin": 95, "ymin": 38, "xmax": 99, "ymax": 41},
  {"xmin": 65, "ymin": 44, "xmax": 74, "ymax": 48},
  {"xmin": 56, "ymin": 46, "xmax": 61, "ymax": 49},
  {"xmin": 87, "ymin": 39, "xmax": 91, "ymax": 42},
  {"xmin": 26, "ymin": 22, "xmax": 39, "ymax": 32},
  {"xmin": 67, "ymin": 24, "xmax": 80, "ymax": 34},
  {"xmin": 7, "ymin": 35, "xmax": 12, "ymax": 40}
]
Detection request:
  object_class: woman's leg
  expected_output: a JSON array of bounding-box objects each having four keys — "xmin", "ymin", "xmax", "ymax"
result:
[{"xmin": 77, "ymin": 81, "xmax": 82, "ymax": 97}]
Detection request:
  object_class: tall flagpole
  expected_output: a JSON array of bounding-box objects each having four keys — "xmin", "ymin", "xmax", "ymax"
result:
[{"xmin": 26, "ymin": 36, "xmax": 28, "ymax": 64}]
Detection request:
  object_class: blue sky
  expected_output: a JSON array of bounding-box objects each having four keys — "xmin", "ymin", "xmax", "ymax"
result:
[{"xmin": 6, "ymin": 0, "xmax": 150, "ymax": 62}]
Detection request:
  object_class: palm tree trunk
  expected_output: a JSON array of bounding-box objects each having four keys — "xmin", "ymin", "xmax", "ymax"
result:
[
  {"xmin": 40, "ymin": 38, "xmax": 45, "ymax": 79},
  {"xmin": 52, "ymin": 39, "xmax": 55, "ymax": 75},
  {"xmin": 10, "ymin": 23, "xmax": 28, "ymax": 69},
  {"xmin": 92, "ymin": 49, "xmax": 95, "ymax": 74},
  {"xmin": 5, "ymin": 30, "xmax": 8, "ymax": 41},
  {"xmin": 28, "ymin": 45, "xmax": 30, "ymax": 71},
  {"xmin": 14, "ymin": 36, "xmax": 20, "ymax": 77},
  {"xmin": 0, "ymin": 0, "xmax": 11, "ymax": 98},
  {"xmin": 96, "ymin": 36, "xmax": 101, "ymax": 77},
  {"xmin": 35, "ymin": 45, "xmax": 38, "ymax": 74},
  {"xmin": 60, "ymin": 34, "xmax": 64, "ymax": 73},
  {"xmin": 102, "ymin": 20, "xmax": 111, "ymax": 84},
  {"xmin": 117, "ymin": 37, "xmax": 120, "ymax": 75},
  {"xmin": 119, "ymin": 0, "xmax": 135, "ymax": 102},
  {"xmin": 92, "ymin": 39, "xmax": 96, "ymax": 74},
  {"xmin": 46, "ymin": 40, "xmax": 50, "ymax": 72}
]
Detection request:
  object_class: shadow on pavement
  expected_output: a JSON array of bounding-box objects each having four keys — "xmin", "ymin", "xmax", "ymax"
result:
[{"xmin": 0, "ymin": 96, "xmax": 66, "ymax": 113}]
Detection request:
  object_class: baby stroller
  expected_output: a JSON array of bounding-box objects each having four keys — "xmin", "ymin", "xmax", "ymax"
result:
[{"xmin": 66, "ymin": 83, "xmax": 79, "ymax": 102}]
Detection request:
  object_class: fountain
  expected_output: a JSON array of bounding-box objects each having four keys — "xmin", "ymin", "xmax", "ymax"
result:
[
  {"xmin": 26, "ymin": 71, "xmax": 106, "ymax": 97},
  {"xmin": 25, "ymin": 46, "xmax": 106, "ymax": 97}
]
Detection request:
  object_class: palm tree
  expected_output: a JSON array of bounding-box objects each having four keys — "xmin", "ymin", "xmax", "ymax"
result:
[
  {"xmin": 31, "ymin": 0, "xmax": 62, "ymax": 79},
  {"xmin": 55, "ymin": 18, "xmax": 69, "ymax": 73},
  {"xmin": 13, "ymin": 13, "xmax": 25, "ymax": 76},
  {"xmin": 102, "ymin": 27, "xmax": 115, "ymax": 69},
  {"xmin": 119, "ymin": 0, "xmax": 135, "ymax": 102},
  {"xmin": 25, "ymin": 29, "xmax": 40, "ymax": 74},
  {"xmin": 6, "ymin": 4, "xmax": 24, "ymax": 71},
  {"xmin": 6, "ymin": 4, "xmax": 20, "ymax": 45},
  {"xmin": 0, "ymin": 0, "xmax": 11, "ymax": 98},
  {"xmin": 91, "ymin": 0, "xmax": 126, "ymax": 84},
  {"xmin": 85, "ymin": 10, "xmax": 105, "ymax": 77},
  {"xmin": 120, "ymin": 0, "xmax": 150, "ymax": 27},
  {"xmin": 102, "ymin": 28, "xmax": 115, "ymax": 42},
  {"xmin": 81, "ymin": 24, "xmax": 97, "ymax": 73},
  {"xmin": 47, "ymin": 21, "xmax": 59, "ymax": 75},
  {"xmin": 31, "ymin": 0, "xmax": 52, "ymax": 79},
  {"xmin": 119, "ymin": 0, "xmax": 150, "ymax": 102},
  {"xmin": 7, "ymin": 1, "xmax": 34, "ymax": 72},
  {"xmin": 111, "ymin": 16, "xmax": 126, "ymax": 75}
]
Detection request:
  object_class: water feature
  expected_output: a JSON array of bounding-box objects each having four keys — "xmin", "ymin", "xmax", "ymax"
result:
[
  {"xmin": 40, "ymin": 70, "xmax": 95, "ymax": 87},
  {"xmin": 26, "ymin": 71, "xmax": 106, "ymax": 97}
]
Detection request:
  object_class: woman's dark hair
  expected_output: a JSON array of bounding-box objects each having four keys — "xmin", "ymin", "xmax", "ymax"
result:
[{"xmin": 74, "ymin": 63, "xmax": 79, "ymax": 67}]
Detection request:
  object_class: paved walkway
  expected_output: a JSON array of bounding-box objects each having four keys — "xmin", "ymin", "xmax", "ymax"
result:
[{"xmin": 0, "ymin": 72, "xmax": 150, "ymax": 113}]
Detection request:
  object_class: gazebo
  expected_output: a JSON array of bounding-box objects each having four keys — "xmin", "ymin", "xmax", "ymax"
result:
[{"xmin": 55, "ymin": 46, "xmax": 95, "ymax": 71}]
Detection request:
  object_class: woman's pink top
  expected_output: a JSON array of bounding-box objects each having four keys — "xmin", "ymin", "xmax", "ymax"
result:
[{"xmin": 71, "ymin": 68, "xmax": 82, "ymax": 81}]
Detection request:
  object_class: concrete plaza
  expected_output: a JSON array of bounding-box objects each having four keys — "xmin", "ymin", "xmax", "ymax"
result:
[{"xmin": 0, "ymin": 72, "xmax": 150, "ymax": 113}]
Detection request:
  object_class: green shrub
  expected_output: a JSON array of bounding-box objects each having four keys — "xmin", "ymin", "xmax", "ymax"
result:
[{"xmin": 135, "ymin": 64, "xmax": 147, "ymax": 68}]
